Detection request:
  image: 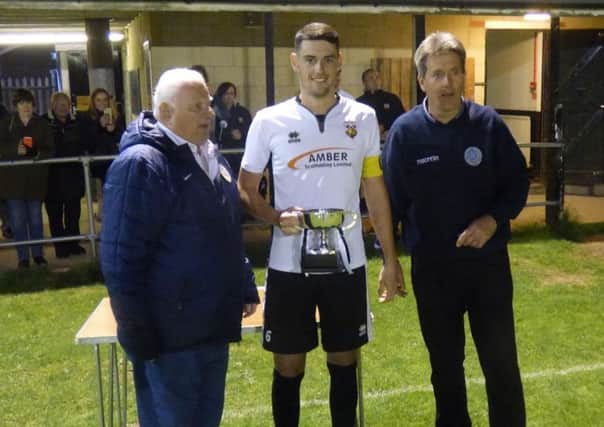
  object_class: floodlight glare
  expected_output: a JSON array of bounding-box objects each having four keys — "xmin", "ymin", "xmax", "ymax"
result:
[
  {"xmin": 0, "ymin": 31, "xmax": 124, "ymax": 45},
  {"xmin": 524, "ymin": 13, "xmax": 551, "ymax": 21}
]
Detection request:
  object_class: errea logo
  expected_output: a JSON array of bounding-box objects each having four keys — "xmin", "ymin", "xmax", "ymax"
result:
[{"xmin": 288, "ymin": 131, "xmax": 301, "ymax": 143}]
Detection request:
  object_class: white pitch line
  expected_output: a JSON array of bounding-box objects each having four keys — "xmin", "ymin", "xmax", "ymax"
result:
[{"xmin": 223, "ymin": 362, "xmax": 604, "ymax": 419}]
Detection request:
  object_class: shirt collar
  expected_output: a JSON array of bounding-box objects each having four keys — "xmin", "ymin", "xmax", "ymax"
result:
[
  {"xmin": 156, "ymin": 120, "xmax": 217, "ymax": 156},
  {"xmin": 422, "ymin": 96, "xmax": 465, "ymax": 124}
]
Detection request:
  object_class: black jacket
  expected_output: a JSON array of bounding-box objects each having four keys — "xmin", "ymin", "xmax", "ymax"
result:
[
  {"xmin": 0, "ymin": 113, "xmax": 54, "ymax": 200},
  {"xmin": 213, "ymin": 103, "xmax": 252, "ymax": 149},
  {"xmin": 44, "ymin": 114, "xmax": 86, "ymax": 200},
  {"xmin": 356, "ymin": 89, "xmax": 405, "ymax": 132}
]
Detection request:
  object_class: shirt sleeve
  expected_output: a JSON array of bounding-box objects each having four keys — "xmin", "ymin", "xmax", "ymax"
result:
[
  {"xmin": 381, "ymin": 123, "xmax": 411, "ymax": 220},
  {"xmin": 241, "ymin": 109, "xmax": 271, "ymax": 174},
  {"xmin": 488, "ymin": 114, "xmax": 529, "ymax": 225},
  {"xmin": 361, "ymin": 110, "xmax": 383, "ymax": 178},
  {"xmin": 100, "ymin": 150, "xmax": 168, "ymax": 360}
]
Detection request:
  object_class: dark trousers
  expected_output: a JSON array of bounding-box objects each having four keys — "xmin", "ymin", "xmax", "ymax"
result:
[
  {"xmin": 411, "ymin": 249, "xmax": 526, "ymax": 427},
  {"xmin": 130, "ymin": 343, "xmax": 229, "ymax": 427},
  {"xmin": 45, "ymin": 198, "xmax": 81, "ymax": 254}
]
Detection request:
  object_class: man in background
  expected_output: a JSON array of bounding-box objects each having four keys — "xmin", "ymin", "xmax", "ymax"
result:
[{"xmin": 356, "ymin": 68, "xmax": 405, "ymax": 142}]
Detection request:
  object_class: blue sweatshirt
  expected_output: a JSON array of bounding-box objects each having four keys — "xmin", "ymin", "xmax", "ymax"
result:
[{"xmin": 382, "ymin": 99, "xmax": 529, "ymax": 258}]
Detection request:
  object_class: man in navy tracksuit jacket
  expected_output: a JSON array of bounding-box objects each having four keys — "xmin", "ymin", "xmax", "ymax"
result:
[
  {"xmin": 382, "ymin": 33, "xmax": 528, "ymax": 426},
  {"xmin": 100, "ymin": 68, "xmax": 259, "ymax": 427}
]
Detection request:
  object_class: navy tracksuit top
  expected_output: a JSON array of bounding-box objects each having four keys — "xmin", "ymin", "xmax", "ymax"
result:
[{"xmin": 381, "ymin": 100, "xmax": 529, "ymax": 258}]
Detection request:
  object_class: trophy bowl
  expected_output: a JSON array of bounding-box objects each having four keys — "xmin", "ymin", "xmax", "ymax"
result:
[{"xmin": 299, "ymin": 208, "xmax": 356, "ymax": 230}]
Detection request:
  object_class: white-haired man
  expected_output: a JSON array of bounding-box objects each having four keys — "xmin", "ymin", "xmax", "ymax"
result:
[{"xmin": 100, "ymin": 68, "xmax": 259, "ymax": 426}]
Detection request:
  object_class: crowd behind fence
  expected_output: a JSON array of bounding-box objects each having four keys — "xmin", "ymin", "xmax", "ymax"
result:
[{"xmin": 0, "ymin": 143, "xmax": 564, "ymax": 260}]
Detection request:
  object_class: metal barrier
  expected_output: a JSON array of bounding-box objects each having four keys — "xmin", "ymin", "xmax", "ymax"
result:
[
  {"xmin": 0, "ymin": 154, "xmax": 115, "ymax": 259},
  {"xmin": 0, "ymin": 143, "xmax": 566, "ymax": 259},
  {"xmin": 517, "ymin": 142, "xmax": 565, "ymax": 209}
]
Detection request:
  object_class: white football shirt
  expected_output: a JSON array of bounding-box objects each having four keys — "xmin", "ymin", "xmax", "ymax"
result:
[{"xmin": 242, "ymin": 96, "xmax": 381, "ymax": 273}]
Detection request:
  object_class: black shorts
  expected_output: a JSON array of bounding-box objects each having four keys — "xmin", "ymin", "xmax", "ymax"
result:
[{"xmin": 262, "ymin": 266, "xmax": 370, "ymax": 354}]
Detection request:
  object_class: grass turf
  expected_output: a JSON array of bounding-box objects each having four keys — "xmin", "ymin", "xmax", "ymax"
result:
[{"xmin": 0, "ymin": 224, "xmax": 603, "ymax": 426}]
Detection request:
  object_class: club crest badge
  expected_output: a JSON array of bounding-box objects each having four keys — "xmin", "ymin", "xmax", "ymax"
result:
[
  {"xmin": 345, "ymin": 121, "xmax": 357, "ymax": 139},
  {"xmin": 464, "ymin": 146, "xmax": 483, "ymax": 167},
  {"xmin": 219, "ymin": 164, "xmax": 232, "ymax": 183}
]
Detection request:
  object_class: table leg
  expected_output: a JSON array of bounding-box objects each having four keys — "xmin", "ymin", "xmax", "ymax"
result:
[
  {"xmin": 357, "ymin": 351, "xmax": 365, "ymax": 427},
  {"xmin": 109, "ymin": 344, "xmax": 115, "ymax": 427},
  {"xmin": 113, "ymin": 347, "xmax": 122, "ymax": 427},
  {"xmin": 122, "ymin": 352, "xmax": 128, "ymax": 427},
  {"xmin": 94, "ymin": 344, "xmax": 106, "ymax": 427}
]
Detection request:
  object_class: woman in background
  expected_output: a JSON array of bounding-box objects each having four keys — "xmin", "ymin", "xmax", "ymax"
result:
[
  {"xmin": 79, "ymin": 88, "xmax": 123, "ymax": 220},
  {"xmin": 0, "ymin": 88, "xmax": 53, "ymax": 268},
  {"xmin": 212, "ymin": 82, "xmax": 251, "ymax": 178}
]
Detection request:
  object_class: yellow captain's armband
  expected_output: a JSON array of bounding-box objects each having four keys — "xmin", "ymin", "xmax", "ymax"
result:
[{"xmin": 362, "ymin": 156, "xmax": 383, "ymax": 178}]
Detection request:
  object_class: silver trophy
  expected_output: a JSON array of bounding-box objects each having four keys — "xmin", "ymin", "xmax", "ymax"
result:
[{"xmin": 297, "ymin": 208, "xmax": 358, "ymax": 274}]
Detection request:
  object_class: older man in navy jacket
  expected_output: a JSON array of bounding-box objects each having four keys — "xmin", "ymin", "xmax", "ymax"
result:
[{"xmin": 100, "ymin": 68, "xmax": 259, "ymax": 427}]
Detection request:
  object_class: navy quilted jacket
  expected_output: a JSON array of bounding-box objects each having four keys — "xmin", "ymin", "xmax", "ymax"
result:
[{"xmin": 100, "ymin": 112, "xmax": 259, "ymax": 360}]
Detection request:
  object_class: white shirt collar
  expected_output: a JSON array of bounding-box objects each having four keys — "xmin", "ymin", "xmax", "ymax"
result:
[
  {"xmin": 156, "ymin": 121, "xmax": 218, "ymax": 180},
  {"xmin": 422, "ymin": 96, "xmax": 465, "ymax": 124}
]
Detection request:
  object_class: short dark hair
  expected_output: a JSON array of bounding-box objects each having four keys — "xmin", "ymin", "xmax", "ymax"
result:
[
  {"xmin": 190, "ymin": 64, "xmax": 209, "ymax": 83},
  {"xmin": 294, "ymin": 22, "xmax": 339, "ymax": 52},
  {"xmin": 12, "ymin": 88, "xmax": 35, "ymax": 107},
  {"xmin": 361, "ymin": 68, "xmax": 376, "ymax": 83}
]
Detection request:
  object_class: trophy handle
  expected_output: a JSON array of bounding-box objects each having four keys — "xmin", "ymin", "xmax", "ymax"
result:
[{"xmin": 340, "ymin": 212, "xmax": 358, "ymax": 231}]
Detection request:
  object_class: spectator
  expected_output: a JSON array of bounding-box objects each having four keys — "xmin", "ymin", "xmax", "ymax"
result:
[
  {"xmin": 0, "ymin": 200, "xmax": 12, "ymax": 239},
  {"xmin": 101, "ymin": 68, "xmax": 259, "ymax": 426},
  {"xmin": 212, "ymin": 82, "xmax": 252, "ymax": 178},
  {"xmin": 79, "ymin": 88, "xmax": 123, "ymax": 221},
  {"xmin": 357, "ymin": 69, "xmax": 406, "ymax": 250},
  {"xmin": 44, "ymin": 92, "xmax": 87, "ymax": 258},
  {"xmin": 356, "ymin": 68, "xmax": 405, "ymax": 142},
  {"xmin": 0, "ymin": 103, "xmax": 12, "ymax": 239},
  {"xmin": 0, "ymin": 88, "xmax": 53, "ymax": 268}
]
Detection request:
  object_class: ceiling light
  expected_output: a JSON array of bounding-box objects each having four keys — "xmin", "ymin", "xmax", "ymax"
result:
[
  {"xmin": 0, "ymin": 31, "xmax": 124, "ymax": 45},
  {"xmin": 524, "ymin": 12, "xmax": 551, "ymax": 21}
]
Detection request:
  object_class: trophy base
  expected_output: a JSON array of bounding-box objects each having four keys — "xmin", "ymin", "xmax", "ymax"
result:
[{"xmin": 301, "ymin": 251, "xmax": 345, "ymax": 275}]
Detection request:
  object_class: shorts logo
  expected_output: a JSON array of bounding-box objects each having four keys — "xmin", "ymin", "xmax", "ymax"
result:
[
  {"xmin": 358, "ymin": 324, "xmax": 367, "ymax": 337},
  {"xmin": 384, "ymin": 103, "xmax": 391, "ymax": 110},
  {"xmin": 288, "ymin": 131, "xmax": 301, "ymax": 143},
  {"xmin": 345, "ymin": 121, "xmax": 357, "ymax": 139},
  {"xmin": 264, "ymin": 329, "xmax": 272, "ymax": 343},
  {"xmin": 464, "ymin": 146, "xmax": 483, "ymax": 166}
]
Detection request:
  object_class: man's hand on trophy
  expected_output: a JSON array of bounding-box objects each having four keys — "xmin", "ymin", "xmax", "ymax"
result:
[
  {"xmin": 378, "ymin": 259, "xmax": 407, "ymax": 303},
  {"xmin": 279, "ymin": 207, "xmax": 304, "ymax": 235}
]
